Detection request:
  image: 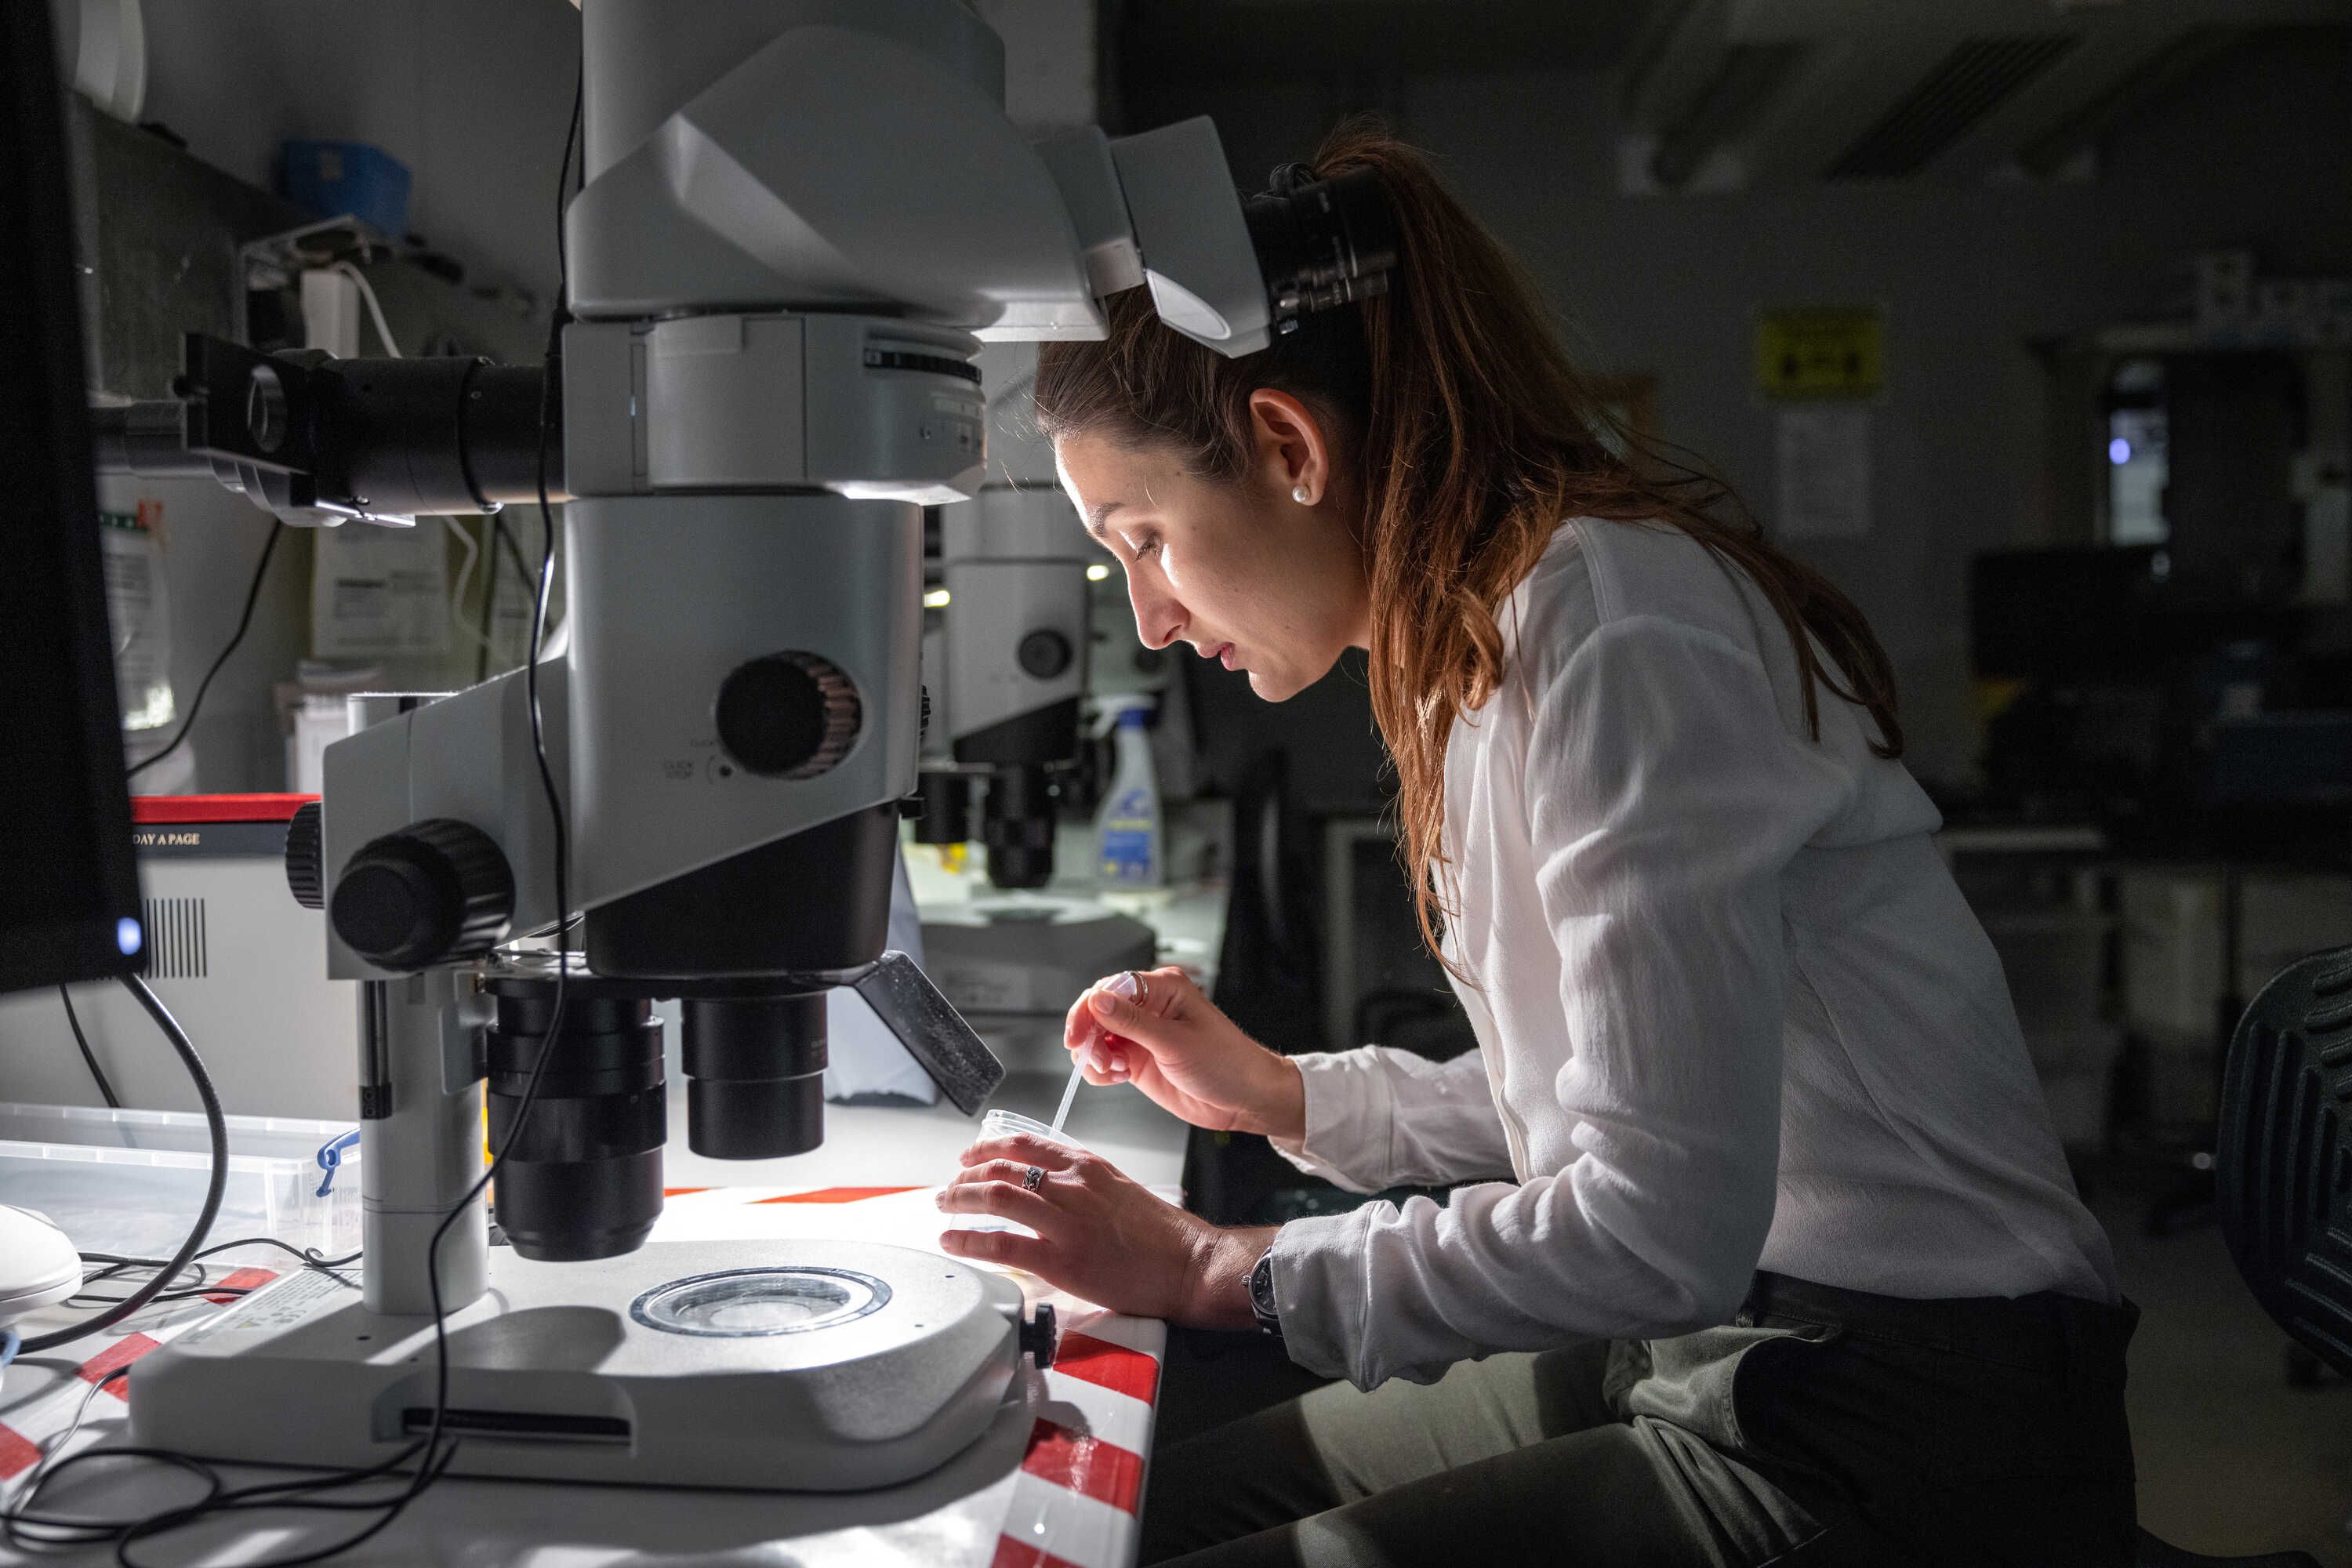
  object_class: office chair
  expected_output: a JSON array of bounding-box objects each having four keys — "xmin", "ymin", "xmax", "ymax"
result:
[{"xmin": 2136, "ymin": 943, "xmax": 2350, "ymax": 1567}]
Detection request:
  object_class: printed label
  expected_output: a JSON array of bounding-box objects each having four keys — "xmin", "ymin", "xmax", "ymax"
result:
[
  {"xmin": 1098, "ymin": 788, "xmax": 1157, "ymax": 884},
  {"xmin": 177, "ymin": 1268, "xmax": 352, "ymax": 1345}
]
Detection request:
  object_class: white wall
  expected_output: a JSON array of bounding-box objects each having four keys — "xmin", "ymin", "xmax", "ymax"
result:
[
  {"xmin": 1140, "ymin": 29, "xmax": 2352, "ymax": 787},
  {"xmin": 136, "ymin": 0, "xmax": 582, "ymax": 301}
]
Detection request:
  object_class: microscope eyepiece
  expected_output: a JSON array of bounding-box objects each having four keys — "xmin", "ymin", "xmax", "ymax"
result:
[{"xmin": 1243, "ymin": 165, "xmax": 1399, "ymax": 337}]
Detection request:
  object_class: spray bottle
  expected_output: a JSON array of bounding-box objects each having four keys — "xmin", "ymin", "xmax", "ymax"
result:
[{"xmin": 1093, "ymin": 696, "xmax": 1163, "ymax": 889}]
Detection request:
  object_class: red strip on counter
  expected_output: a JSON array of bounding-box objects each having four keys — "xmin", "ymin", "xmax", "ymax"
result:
[
  {"xmin": 1019, "ymin": 1418, "xmax": 1145, "ymax": 1515},
  {"xmin": 205, "ymin": 1267, "xmax": 278, "ymax": 1305},
  {"xmin": 1051, "ymin": 1332, "xmax": 1161, "ymax": 1406},
  {"xmin": 0, "ymin": 1424, "xmax": 40, "ymax": 1482},
  {"xmin": 752, "ymin": 1186, "xmax": 918, "ymax": 1205},
  {"xmin": 989, "ymin": 1537, "xmax": 1090, "ymax": 1568},
  {"xmin": 75, "ymin": 1333, "xmax": 162, "ymax": 1398}
]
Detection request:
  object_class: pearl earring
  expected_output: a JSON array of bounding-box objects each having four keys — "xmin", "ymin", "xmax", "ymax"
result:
[{"xmin": 1292, "ymin": 485, "xmax": 1312, "ymax": 504}]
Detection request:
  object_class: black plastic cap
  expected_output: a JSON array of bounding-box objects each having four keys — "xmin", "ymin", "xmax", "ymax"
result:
[
  {"xmin": 285, "ymin": 800, "xmax": 325, "ymax": 909},
  {"xmin": 1021, "ymin": 1302, "xmax": 1058, "ymax": 1368},
  {"xmin": 687, "ymin": 1075, "xmax": 823, "ymax": 1160},
  {"xmin": 330, "ymin": 818, "xmax": 514, "ymax": 970},
  {"xmin": 495, "ymin": 1148, "xmax": 663, "ymax": 1262}
]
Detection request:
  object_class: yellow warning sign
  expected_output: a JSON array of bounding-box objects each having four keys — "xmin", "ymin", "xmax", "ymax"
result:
[{"xmin": 1755, "ymin": 309, "xmax": 1883, "ymax": 400}]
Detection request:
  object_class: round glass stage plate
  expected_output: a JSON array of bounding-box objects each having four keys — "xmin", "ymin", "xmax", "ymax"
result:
[{"xmin": 630, "ymin": 1265, "xmax": 893, "ymax": 1338}]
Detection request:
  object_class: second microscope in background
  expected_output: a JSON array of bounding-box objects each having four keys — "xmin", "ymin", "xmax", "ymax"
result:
[{"xmin": 914, "ymin": 347, "xmax": 1159, "ymax": 1067}]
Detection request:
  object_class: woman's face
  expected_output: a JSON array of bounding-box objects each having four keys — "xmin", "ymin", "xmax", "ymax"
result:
[{"xmin": 1054, "ymin": 391, "xmax": 1370, "ymax": 703}]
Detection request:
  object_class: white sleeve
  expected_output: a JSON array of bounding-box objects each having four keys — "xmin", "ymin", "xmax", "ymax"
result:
[
  {"xmin": 1267, "ymin": 615, "xmax": 1856, "ymax": 1389},
  {"xmin": 1267, "ymin": 1046, "xmax": 1514, "ymax": 1194}
]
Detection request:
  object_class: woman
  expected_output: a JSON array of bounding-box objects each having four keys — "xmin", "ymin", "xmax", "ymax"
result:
[{"xmin": 938, "ymin": 125, "xmax": 2132, "ymax": 1568}]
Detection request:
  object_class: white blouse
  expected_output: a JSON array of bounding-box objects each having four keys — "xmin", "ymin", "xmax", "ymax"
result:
[{"xmin": 1265, "ymin": 518, "xmax": 2117, "ymax": 1391}]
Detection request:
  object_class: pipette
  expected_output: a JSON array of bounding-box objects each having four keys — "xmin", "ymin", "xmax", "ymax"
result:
[
  {"xmin": 1048, "ymin": 1060, "xmax": 1084, "ymax": 1138},
  {"xmin": 1054, "ymin": 970, "xmax": 1143, "ymax": 1138}
]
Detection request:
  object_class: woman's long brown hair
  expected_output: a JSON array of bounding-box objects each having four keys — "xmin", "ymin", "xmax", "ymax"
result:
[{"xmin": 1036, "ymin": 122, "xmax": 1901, "ymax": 976}]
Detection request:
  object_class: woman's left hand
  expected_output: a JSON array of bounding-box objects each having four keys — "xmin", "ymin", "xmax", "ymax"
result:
[{"xmin": 938, "ymin": 1131, "xmax": 1269, "ymax": 1328}]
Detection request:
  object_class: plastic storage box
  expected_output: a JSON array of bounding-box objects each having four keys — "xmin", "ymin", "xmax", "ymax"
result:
[
  {"xmin": 0, "ymin": 1102, "xmax": 361, "ymax": 1261},
  {"xmin": 279, "ymin": 139, "xmax": 411, "ymax": 238}
]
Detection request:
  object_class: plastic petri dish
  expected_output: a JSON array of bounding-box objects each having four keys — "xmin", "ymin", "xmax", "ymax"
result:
[{"xmin": 949, "ymin": 1109, "xmax": 1086, "ymax": 1238}]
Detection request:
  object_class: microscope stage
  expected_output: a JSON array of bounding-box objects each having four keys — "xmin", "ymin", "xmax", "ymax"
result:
[{"xmin": 129, "ymin": 1240, "xmax": 1027, "ymax": 1491}]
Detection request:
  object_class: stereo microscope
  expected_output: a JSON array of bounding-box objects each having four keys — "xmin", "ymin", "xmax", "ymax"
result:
[{"xmin": 91, "ymin": 0, "xmax": 1396, "ymax": 1490}]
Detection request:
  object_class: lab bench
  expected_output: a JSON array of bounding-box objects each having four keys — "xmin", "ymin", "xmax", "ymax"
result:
[{"xmin": 0, "ymin": 1058, "xmax": 1192, "ymax": 1566}]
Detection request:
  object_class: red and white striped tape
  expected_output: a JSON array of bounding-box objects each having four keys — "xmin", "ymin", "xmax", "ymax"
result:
[{"xmin": 0, "ymin": 1301, "xmax": 238, "ymax": 1495}]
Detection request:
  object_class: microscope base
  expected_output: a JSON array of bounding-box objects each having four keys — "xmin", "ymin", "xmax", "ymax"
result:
[{"xmin": 129, "ymin": 1240, "xmax": 1025, "ymax": 1492}]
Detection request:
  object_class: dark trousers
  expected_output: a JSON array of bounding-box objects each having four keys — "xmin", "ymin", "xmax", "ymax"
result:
[{"xmin": 1142, "ymin": 1272, "xmax": 2139, "ymax": 1567}]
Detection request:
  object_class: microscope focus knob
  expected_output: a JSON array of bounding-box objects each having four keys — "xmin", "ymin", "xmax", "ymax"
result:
[
  {"xmin": 1020, "ymin": 1302, "xmax": 1058, "ymax": 1368},
  {"xmin": 715, "ymin": 652, "xmax": 861, "ymax": 779},
  {"xmin": 330, "ymin": 818, "xmax": 514, "ymax": 970},
  {"xmin": 1017, "ymin": 629, "xmax": 1073, "ymax": 681},
  {"xmin": 285, "ymin": 800, "xmax": 325, "ymax": 909}
]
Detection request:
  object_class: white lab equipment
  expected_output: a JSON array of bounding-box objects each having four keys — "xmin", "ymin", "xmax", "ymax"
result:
[{"xmin": 0, "ymin": 1205, "xmax": 81, "ymax": 1330}]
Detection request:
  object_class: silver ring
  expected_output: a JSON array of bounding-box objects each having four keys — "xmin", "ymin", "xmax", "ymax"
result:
[
  {"xmin": 1131, "ymin": 971, "xmax": 1149, "ymax": 1004},
  {"xmin": 1021, "ymin": 1165, "xmax": 1046, "ymax": 1192}
]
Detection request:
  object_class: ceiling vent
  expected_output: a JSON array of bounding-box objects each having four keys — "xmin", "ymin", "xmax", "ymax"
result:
[
  {"xmin": 1618, "ymin": 0, "xmax": 2340, "ymax": 192},
  {"xmin": 1825, "ymin": 34, "xmax": 2080, "ymax": 180}
]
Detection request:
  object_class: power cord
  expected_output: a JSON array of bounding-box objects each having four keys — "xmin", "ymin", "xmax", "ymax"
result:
[
  {"xmin": 69, "ymin": 1239, "xmax": 361, "ymax": 1306},
  {"xmin": 60, "ymin": 985, "xmax": 122, "ymax": 1108},
  {"xmin": 124, "ymin": 522, "xmax": 286, "ymax": 782},
  {"xmin": 13, "ymin": 978, "xmax": 224, "ymax": 1358}
]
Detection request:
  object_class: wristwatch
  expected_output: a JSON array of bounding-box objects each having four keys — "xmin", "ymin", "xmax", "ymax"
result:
[{"xmin": 1247, "ymin": 1244, "xmax": 1283, "ymax": 1340}]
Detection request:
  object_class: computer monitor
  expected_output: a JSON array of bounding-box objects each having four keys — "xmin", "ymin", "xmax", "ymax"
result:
[{"xmin": 0, "ymin": 0, "xmax": 145, "ymax": 994}]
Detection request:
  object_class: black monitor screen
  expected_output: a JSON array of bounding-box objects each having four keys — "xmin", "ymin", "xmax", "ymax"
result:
[{"xmin": 0, "ymin": 0, "xmax": 144, "ymax": 994}]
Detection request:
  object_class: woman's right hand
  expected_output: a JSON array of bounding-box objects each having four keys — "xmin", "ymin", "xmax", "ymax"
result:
[{"xmin": 1065, "ymin": 966, "xmax": 1304, "ymax": 1142}]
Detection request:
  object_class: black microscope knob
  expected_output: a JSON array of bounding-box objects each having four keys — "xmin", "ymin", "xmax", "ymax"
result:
[
  {"xmin": 1017, "ymin": 629, "xmax": 1073, "ymax": 681},
  {"xmin": 715, "ymin": 652, "xmax": 861, "ymax": 779},
  {"xmin": 1020, "ymin": 1301, "xmax": 1058, "ymax": 1368},
  {"xmin": 330, "ymin": 818, "xmax": 514, "ymax": 970},
  {"xmin": 285, "ymin": 800, "xmax": 325, "ymax": 909}
]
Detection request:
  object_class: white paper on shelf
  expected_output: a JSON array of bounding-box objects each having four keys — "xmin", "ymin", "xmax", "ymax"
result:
[
  {"xmin": 311, "ymin": 523, "xmax": 450, "ymax": 658},
  {"xmin": 99, "ymin": 517, "xmax": 174, "ymax": 730}
]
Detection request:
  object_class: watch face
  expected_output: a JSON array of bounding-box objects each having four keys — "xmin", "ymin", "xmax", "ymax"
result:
[{"xmin": 1250, "ymin": 1250, "xmax": 1281, "ymax": 1330}]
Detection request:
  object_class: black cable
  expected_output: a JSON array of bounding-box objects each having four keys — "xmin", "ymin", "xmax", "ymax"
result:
[
  {"xmin": 16, "ymin": 978, "xmax": 225, "ymax": 1356},
  {"xmin": 60, "ymin": 985, "xmax": 122, "ymax": 1108},
  {"xmin": 125, "ymin": 523, "xmax": 285, "ymax": 781},
  {"xmin": 66, "ymin": 1287, "xmax": 256, "ymax": 1307},
  {"xmin": 492, "ymin": 515, "xmax": 535, "ymax": 603},
  {"xmin": 474, "ymin": 518, "xmax": 501, "ymax": 685},
  {"xmin": 80, "ymin": 1239, "xmax": 362, "ymax": 1273},
  {"xmin": 474, "ymin": 516, "xmax": 536, "ymax": 684}
]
